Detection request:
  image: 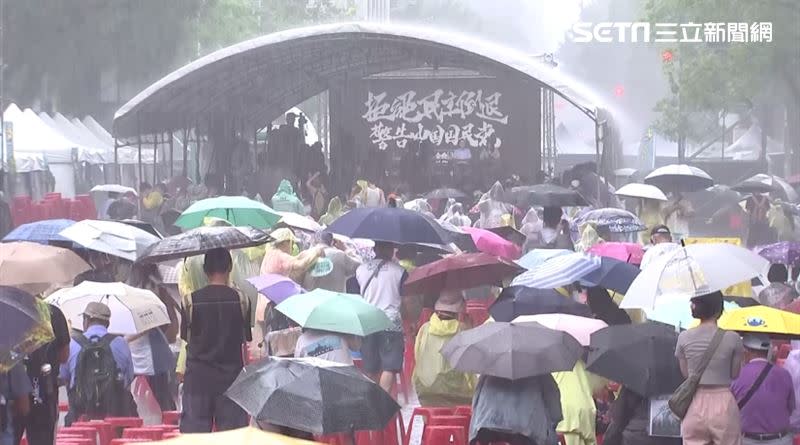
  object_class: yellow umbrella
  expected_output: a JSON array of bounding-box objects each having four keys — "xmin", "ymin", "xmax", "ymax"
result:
[
  {"xmin": 717, "ymin": 306, "xmax": 800, "ymax": 336},
  {"xmin": 142, "ymin": 427, "xmax": 318, "ymax": 445}
]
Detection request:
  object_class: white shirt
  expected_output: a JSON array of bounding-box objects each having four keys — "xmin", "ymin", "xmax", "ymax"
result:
[
  {"xmin": 356, "ymin": 259, "xmax": 406, "ymax": 331},
  {"xmin": 128, "ymin": 335, "xmax": 154, "ymax": 376},
  {"xmin": 294, "ymin": 330, "xmax": 353, "ymax": 365}
]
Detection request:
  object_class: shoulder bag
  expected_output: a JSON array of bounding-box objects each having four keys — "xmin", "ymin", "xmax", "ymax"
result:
[
  {"xmin": 668, "ymin": 328, "xmax": 725, "ymax": 419},
  {"xmin": 738, "ymin": 362, "xmax": 773, "ymax": 410}
]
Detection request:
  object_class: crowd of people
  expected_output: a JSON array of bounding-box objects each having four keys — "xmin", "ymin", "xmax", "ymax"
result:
[{"xmin": 1, "ymin": 165, "xmax": 800, "ymax": 445}]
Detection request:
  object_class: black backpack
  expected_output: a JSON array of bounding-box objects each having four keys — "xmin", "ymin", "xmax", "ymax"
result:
[{"xmin": 71, "ymin": 334, "xmax": 122, "ymax": 417}]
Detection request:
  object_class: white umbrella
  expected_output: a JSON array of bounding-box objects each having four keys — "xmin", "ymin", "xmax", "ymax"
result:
[
  {"xmin": 615, "ymin": 183, "xmax": 668, "ymax": 201},
  {"xmin": 620, "ymin": 243, "xmax": 769, "ymax": 310},
  {"xmin": 644, "ymin": 164, "xmax": 713, "ymax": 193},
  {"xmin": 90, "ymin": 184, "xmax": 138, "ymax": 196},
  {"xmin": 46, "ymin": 281, "xmax": 169, "ymax": 335},
  {"xmin": 60, "ymin": 220, "xmax": 160, "ymax": 262},
  {"xmin": 513, "ymin": 314, "xmax": 607, "ymax": 346},
  {"xmin": 277, "ymin": 212, "xmax": 323, "ymax": 233}
]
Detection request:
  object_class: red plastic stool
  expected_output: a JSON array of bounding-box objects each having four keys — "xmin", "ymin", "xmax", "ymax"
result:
[
  {"xmin": 104, "ymin": 417, "xmax": 143, "ymax": 437},
  {"xmin": 121, "ymin": 428, "xmax": 164, "ymax": 441},
  {"xmin": 163, "ymin": 432, "xmax": 181, "ymax": 439},
  {"xmin": 162, "ymin": 410, "xmax": 181, "ymax": 425},
  {"xmin": 109, "ymin": 440, "xmax": 149, "ymax": 445},
  {"xmin": 793, "ymin": 434, "xmax": 800, "ymax": 445},
  {"xmin": 71, "ymin": 421, "xmax": 115, "ymax": 445},
  {"xmin": 421, "ymin": 426, "xmax": 467, "ymax": 445},
  {"xmin": 56, "ymin": 439, "xmax": 93, "ymax": 445},
  {"xmin": 58, "ymin": 427, "xmax": 97, "ymax": 444},
  {"xmin": 405, "ymin": 408, "xmax": 456, "ymax": 445},
  {"xmin": 453, "ymin": 406, "xmax": 472, "ymax": 418}
]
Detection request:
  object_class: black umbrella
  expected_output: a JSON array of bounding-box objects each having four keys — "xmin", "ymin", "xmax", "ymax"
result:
[
  {"xmin": 424, "ymin": 188, "xmax": 467, "ymax": 200},
  {"xmin": 579, "ymin": 257, "xmax": 641, "ymax": 294},
  {"xmin": 226, "ymin": 357, "xmax": 399, "ymax": 435},
  {"xmin": 489, "ymin": 286, "xmax": 592, "ymax": 322},
  {"xmin": 486, "ymin": 226, "xmax": 526, "ymax": 247},
  {"xmin": 119, "ymin": 219, "xmax": 164, "ymax": 239},
  {"xmin": 507, "ymin": 184, "xmax": 586, "ymax": 207},
  {"xmin": 586, "ymin": 321, "xmax": 684, "ymax": 397},
  {"xmin": 137, "ymin": 226, "xmax": 272, "ymax": 263},
  {"xmin": 327, "ymin": 207, "xmax": 451, "ymax": 245},
  {"xmin": 0, "ymin": 286, "xmax": 41, "ymax": 352},
  {"xmin": 441, "ymin": 321, "xmax": 583, "ymax": 380}
]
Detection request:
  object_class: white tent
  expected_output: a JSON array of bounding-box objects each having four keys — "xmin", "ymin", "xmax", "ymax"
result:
[
  {"xmin": 52, "ymin": 113, "xmax": 108, "ymax": 162},
  {"xmin": 81, "ymin": 116, "xmax": 156, "ymax": 165}
]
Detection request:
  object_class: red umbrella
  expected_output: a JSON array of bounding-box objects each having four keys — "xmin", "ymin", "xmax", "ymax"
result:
[{"xmin": 401, "ymin": 252, "xmax": 523, "ymax": 296}]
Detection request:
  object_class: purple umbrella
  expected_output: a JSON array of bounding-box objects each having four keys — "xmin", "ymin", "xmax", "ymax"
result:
[
  {"xmin": 247, "ymin": 274, "xmax": 304, "ymax": 304},
  {"xmin": 756, "ymin": 242, "xmax": 800, "ymax": 267}
]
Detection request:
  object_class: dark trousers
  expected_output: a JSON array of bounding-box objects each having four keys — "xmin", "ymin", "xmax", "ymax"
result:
[
  {"xmin": 14, "ymin": 398, "xmax": 56, "ymax": 445},
  {"xmin": 146, "ymin": 374, "xmax": 176, "ymax": 412},
  {"xmin": 180, "ymin": 391, "xmax": 248, "ymax": 433}
]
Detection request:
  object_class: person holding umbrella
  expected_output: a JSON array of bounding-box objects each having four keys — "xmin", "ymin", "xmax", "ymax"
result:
[
  {"xmin": 757, "ymin": 264, "xmax": 797, "ymax": 308},
  {"xmin": 356, "ymin": 241, "xmax": 407, "ymax": 395},
  {"xmin": 413, "ymin": 291, "xmax": 475, "ymax": 407},
  {"xmin": 675, "ymin": 291, "xmax": 744, "ymax": 444}
]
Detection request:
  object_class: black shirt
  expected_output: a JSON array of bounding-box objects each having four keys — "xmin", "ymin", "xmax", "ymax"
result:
[
  {"xmin": 24, "ymin": 305, "xmax": 70, "ymax": 407},
  {"xmin": 181, "ymin": 285, "xmax": 251, "ymax": 395}
]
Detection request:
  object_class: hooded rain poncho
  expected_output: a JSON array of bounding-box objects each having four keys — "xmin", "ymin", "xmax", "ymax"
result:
[
  {"xmin": 413, "ymin": 314, "xmax": 476, "ymax": 406},
  {"xmin": 476, "ymin": 182, "xmax": 512, "ymax": 229},
  {"xmin": 271, "ymin": 179, "xmax": 305, "ymax": 215},
  {"xmin": 553, "ymin": 360, "xmax": 598, "ymax": 445},
  {"xmin": 319, "ymin": 197, "xmax": 344, "ymax": 226}
]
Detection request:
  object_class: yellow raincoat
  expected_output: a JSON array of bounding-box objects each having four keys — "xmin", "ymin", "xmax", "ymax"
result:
[
  {"xmin": 552, "ymin": 361, "xmax": 598, "ymax": 445},
  {"xmin": 318, "ymin": 197, "xmax": 344, "ymax": 226},
  {"xmin": 413, "ymin": 314, "xmax": 476, "ymax": 406}
]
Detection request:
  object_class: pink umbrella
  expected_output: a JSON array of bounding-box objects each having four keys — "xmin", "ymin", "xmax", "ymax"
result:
[
  {"xmin": 513, "ymin": 313, "xmax": 607, "ymax": 346},
  {"xmin": 588, "ymin": 242, "xmax": 644, "ymax": 265},
  {"xmin": 461, "ymin": 226, "xmax": 521, "ymax": 260}
]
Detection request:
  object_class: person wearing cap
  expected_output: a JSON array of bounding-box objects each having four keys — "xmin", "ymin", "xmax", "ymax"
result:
[
  {"xmin": 413, "ymin": 291, "xmax": 475, "ymax": 407},
  {"xmin": 60, "ymin": 301, "xmax": 135, "ymax": 424},
  {"xmin": 640, "ymin": 225, "xmax": 680, "ymax": 270},
  {"xmin": 731, "ymin": 333, "xmax": 795, "ymax": 445},
  {"xmin": 302, "ymin": 231, "xmax": 360, "ymax": 293}
]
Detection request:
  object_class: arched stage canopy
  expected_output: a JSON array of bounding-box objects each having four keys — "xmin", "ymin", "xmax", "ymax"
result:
[{"xmin": 113, "ymin": 22, "xmax": 605, "ymax": 138}]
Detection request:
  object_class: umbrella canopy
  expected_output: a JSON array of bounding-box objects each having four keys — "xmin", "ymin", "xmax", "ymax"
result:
[
  {"xmin": 247, "ymin": 274, "xmax": 304, "ymax": 304},
  {"xmin": 587, "ymin": 242, "xmax": 644, "ymax": 265},
  {"xmin": 225, "ymin": 357, "xmax": 400, "ymax": 435},
  {"xmin": 573, "ymin": 208, "xmax": 646, "ymax": 233},
  {"xmin": 152, "ymin": 427, "xmax": 318, "ymax": 445},
  {"xmin": 756, "ymin": 241, "xmax": 800, "ymax": 267},
  {"xmin": 277, "ymin": 212, "xmax": 323, "ymax": 233},
  {"xmin": 90, "ymin": 184, "xmax": 138, "ymax": 196},
  {"xmin": 586, "ymin": 321, "xmax": 684, "ymax": 397},
  {"xmin": 615, "ymin": 183, "xmax": 668, "ymax": 201},
  {"xmin": 489, "ymin": 286, "xmax": 592, "ymax": 322},
  {"xmin": 326, "ymin": 207, "xmax": 450, "ymax": 245},
  {"xmin": 175, "ymin": 196, "xmax": 281, "ymax": 229},
  {"xmin": 579, "ymin": 256, "xmax": 641, "ymax": 294},
  {"xmin": 46, "ymin": 281, "xmax": 170, "ymax": 335},
  {"xmin": 644, "ymin": 164, "xmax": 714, "ymax": 193},
  {"xmin": 460, "ymin": 227, "xmax": 521, "ymax": 260},
  {"xmin": 118, "ymin": 219, "xmax": 163, "ymax": 239},
  {"xmin": 486, "ymin": 226, "xmax": 526, "ymax": 247},
  {"xmin": 60, "ymin": 220, "xmax": 160, "ymax": 262},
  {"xmin": 620, "ymin": 243, "xmax": 769, "ymax": 310},
  {"xmin": 424, "ymin": 188, "xmax": 466, "ymax": 200},
  {"xmin": 275, "ymin": 289, "xmax": 391, "ymax": 337},
  {"xmin": 138, "ymin": 226, "xmax": 271, "ymax": 264},
  {"xmin": 441, "ymin": 321, "xmax": 583, "ymax": 380},
  {"xmin": 733, "ymin": 174, "xmax": 798, "ymax": 202},
  {"xmin": 0, "ymin": 242, "xmax": 90, "ymax": 294},
  {"xmin": 645, "ymin": 300, "xmax": 741, "ymax": 330},
  {"xmin": 515, "ymin": 248, "xmax": 572, "ymax": 270},
  {"xmin": 506, "ymin": 184, "xmax": 586, "ymax": 207},
  {"xmin": 511, "ymin": 252, "xmax": 601, "ymax": 289},
  {"xmin": 717, "ymin": 306, "xmax": 800, "ymax": 336},
  {"xmin": 0, "ymin": 286, "xmax": 44, "ymax": 355},
  {"xmin": 513, "ymin": 313, "xmax": 607, "ymax": 346},
  {"xmin": 2, "ymin": 219, "xmax": 75, "ymax": 244},
  {"xmin": 401, "ymin": 252, "xmax": 523, "ymax": 296}
]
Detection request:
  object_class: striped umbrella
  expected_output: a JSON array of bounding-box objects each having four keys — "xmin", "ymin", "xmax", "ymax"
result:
[{"xmin": 511, "ymin": 252, "xmax": 601, "ymax": 289}]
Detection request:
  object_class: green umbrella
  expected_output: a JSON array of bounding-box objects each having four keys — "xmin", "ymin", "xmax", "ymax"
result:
[
  {"xmin": 175, "ymin": 196, "xmax": 281, "ymax": 229},
  {"xmin": 275, "ymin": 289, "xmax": 391, "ymax": 336}
]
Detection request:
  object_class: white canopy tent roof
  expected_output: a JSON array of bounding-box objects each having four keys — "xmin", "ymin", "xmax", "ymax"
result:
[{"xmin": 3, "ymin": 104, "xmax": 100, "ymax": 164}]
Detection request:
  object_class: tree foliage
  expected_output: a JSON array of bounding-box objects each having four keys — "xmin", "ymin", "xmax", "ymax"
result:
[{"xmin": 646, "ymin": 0, "xmax": 800, "ymax": 144}]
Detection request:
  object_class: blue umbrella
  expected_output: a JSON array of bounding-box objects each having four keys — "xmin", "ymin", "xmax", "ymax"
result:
[
  {"xmin": 511, "ymin": 252, "xmax": 601, "ymax": 289},
  {"xmin": 326, "ymin": 207, "xmax": 451, "ymax": 245},
  {"xmin": 489, "ymin": 286, "xmax": 592, "ymax": 322},
  {"xmin": 573, "ymin": 208, "xmax": 646, "ymax": 234},
  {"xmin": 515, "ymin": 248, "xmax": 572, "ymax": 270},
  {"xmin": 579, "ymin": 256, "xmax": 641, "ymax": 294},
  {"xmin": 2, "ymin": 219, "xmax": 75, "ymax": 244}
]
